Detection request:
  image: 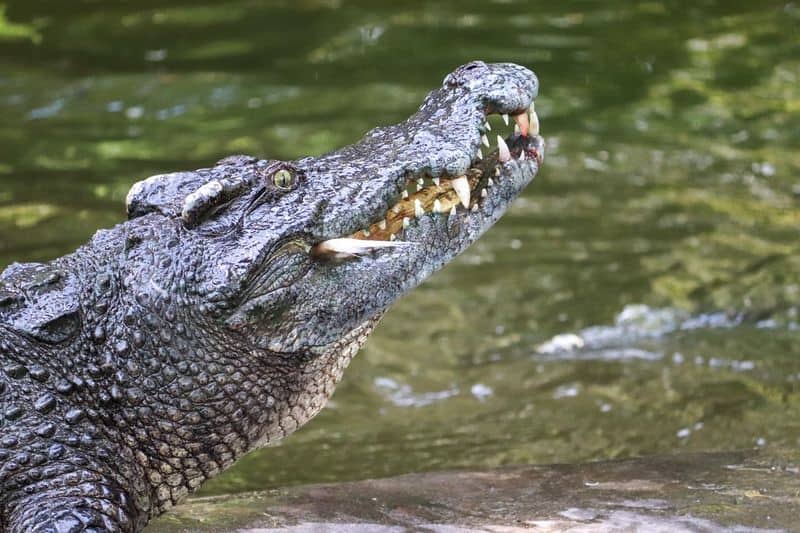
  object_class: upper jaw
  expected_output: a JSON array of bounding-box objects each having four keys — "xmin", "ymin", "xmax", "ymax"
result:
[{"xmin": 304, "ymin": 61, "xmax": 543, "ymax": 258}]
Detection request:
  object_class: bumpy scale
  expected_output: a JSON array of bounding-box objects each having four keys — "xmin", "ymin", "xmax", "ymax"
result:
[{"xmin": 0, "ymin": 61, "xmax": 543, "ymax": 532}]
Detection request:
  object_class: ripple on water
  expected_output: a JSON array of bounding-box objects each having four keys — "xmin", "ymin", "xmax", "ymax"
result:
[
  {"xmin": 535, "ymin": 304, "xmax": 768, "ymax": 361},
  {"xmin": 374, "ymin": 377, "xmax": 459, "ymax": 408}
]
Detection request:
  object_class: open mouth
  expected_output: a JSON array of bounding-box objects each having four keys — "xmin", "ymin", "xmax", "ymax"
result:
[{"xmin": 313, "ymin": 104, "xmax": 543, "ymax": 258}]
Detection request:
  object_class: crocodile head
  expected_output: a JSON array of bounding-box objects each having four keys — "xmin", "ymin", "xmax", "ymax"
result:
[{"xmin": 126, "ymin": 61, "xmax": 543, "ymax": 356}]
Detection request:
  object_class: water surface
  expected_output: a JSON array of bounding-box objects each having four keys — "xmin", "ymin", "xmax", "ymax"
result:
[{"xmin": 0, "ymin": 0, "xmax": 798, "ymax": 496}]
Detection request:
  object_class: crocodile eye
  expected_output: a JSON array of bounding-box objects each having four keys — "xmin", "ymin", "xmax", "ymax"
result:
[{"xmin": 272, "ymin": 169, "xmax": 295, "ymax": 190}]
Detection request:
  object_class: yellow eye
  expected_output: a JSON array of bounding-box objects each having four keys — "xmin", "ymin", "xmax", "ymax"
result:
[{"xmin": 272, "ymin": 169, "xmax": 294, "ymax": 190}]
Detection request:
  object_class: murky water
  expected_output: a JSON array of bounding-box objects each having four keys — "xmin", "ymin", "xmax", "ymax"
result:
[{"xmin": 0, "ymin": 0, "xmax": 798, "ymax": 497}]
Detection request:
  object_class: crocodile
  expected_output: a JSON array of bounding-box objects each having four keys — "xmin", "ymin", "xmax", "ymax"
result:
[{"xmin": 0, "ymin": 61, "xmax": 542, "ymax": 533}]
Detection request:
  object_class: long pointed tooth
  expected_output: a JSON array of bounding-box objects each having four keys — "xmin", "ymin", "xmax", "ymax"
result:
[
  {"xmin": 514, "ymin": 113, "xmax": 530, "ymax": 137},
  {"xmin": 417, "ymin": 177, "xmax": 424, "ymax": 186},
  {"xmin": 471, "ymin": 204, "xmax": 479, "ymax": 212},
  {"xmin": 449, "ymin": 205, "xmax": 457, "ymax": 217},
  {"xmin": 414, "ymin": 199, "xmax": 425, "ymax": 217},
  {"xmin": 389, "ymin": 234, "xmax": 396, "ymax": 241},
  {"xmin": 401, "ymin": 190, "xmax": 409, "ymax": 199},
  {"xmin": 313, "ymin": 238, "xmax": 412, "ymax": 258},
  {"xmin": 432, "ymin": 177, "xmax": 440, "ymax": 186},
  {"xmin": 416, "ymin": 182, "xmax": 424, "ymax": 192},
  {"xmin": 529, "ymin": 101, "xmax": 536, "ymax": 114},
  {"xmin": 530, "ymin": 109, "xmax": 540, "ymax": 136},
  {"xmin": 378, "ymin": 220, "xmax": 387, "ymax": 230},
  {"xmin": 481, "ymin": 134, "xmax": 490, "ymax": 148},
  {"xmin": 433, "ymin": 199, "xmax": 443, "ymax": 213},
  {"xmin": 502, "ymin": 114, "xmax": 509, "ymax": 126},
  {"xmin": 520, "ymin": 151, "xmax": 526, "ymax": 161},
  {"xmin": 402, "ymin": 216, "xmax": 410, "ymax": 229},
  {"xmin": 481, "ymin": 188, "xmax": 487, "ymax": 198},
  {"xmin": 451, "ymin": 176, "xmax": 471, "ymax": 208},
  {"xmin": 494, "ymin": 167, "xmax": 501, "ymax": 177},
  {"xmin": 476, "ymin": 148, "xmax": 483, "ymax": 160},
  {"xmin": 488, "ymin": 177, "xmax": 494, "ymax": 187},
  {"xmin": 497, "ymin": 135, "xmax": 511, "ymax": 163},
  {"xmin": 484, "ymin": 121, "xmax": 491, "ymax": 131}
]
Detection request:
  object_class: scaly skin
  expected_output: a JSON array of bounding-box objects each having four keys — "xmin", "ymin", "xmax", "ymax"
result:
[{"xmin": 0, "ymin": 61, "xmax": 543, "ymax": 532}]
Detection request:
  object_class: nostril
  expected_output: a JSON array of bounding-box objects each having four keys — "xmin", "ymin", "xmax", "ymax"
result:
[
  {"xmin": 461, "ymin": 61, "xmax": 487, "ymax": 74},
  {"xmin": 444, "ymin": 61, "xmax": 488, "ymax": 87}
]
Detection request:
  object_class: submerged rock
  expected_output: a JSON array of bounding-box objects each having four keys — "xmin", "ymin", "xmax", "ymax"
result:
[{"xmin": 153, "ymin": 448, "xmax": 799, "ymax": 532}]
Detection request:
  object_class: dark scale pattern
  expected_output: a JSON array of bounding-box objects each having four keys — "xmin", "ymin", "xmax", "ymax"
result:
[
  {"xmin": 0, "ymin": 237, "xmax": 382, "ymax": 532},
  {"xmin": 0, "ymin": 62, "xmax": 541, "ymax": 532}
]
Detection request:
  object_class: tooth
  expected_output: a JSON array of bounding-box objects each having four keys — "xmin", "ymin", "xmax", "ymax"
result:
[
  {"xmin": 390, "ymin": 234, "xmax": 396, "ymax": 241},
  {"xmin": 416, "ymin": 182, "xmax": 424, "ymax": 192},
  {"xmin": 481, "ymin": 188, "xmax": 487, "ymax": 198},
  {"xmin": 471, "ymin": 204, "xmax": 479, "ymax": 212},
  {"xmin": 451, "ymin": 176, "xmax": 470, "ymax": 208},
  {"xmin": 482, "ymin": 134, "xmax": 490, "ymax": 148},
  {"xmin": 313, "ymin": 238, "xmax": 412, "ymax": 258},
  {"xmin": 502, "ymin": 114, "xmax": 509, "ymax": 126},
  {"xmin": 497, "ymin": 136, "xmax": 511, "ymax": 163},
  {"xmin": 484, "ymin": 121, "xmax": 491, "ymax": 131},
  {"xmin": 402, "ymin": 217, "xmax": 410, "ymax": 228},
  {"xmin": 378, "ymin": 220, "xmax": 387, "ymax": 230},
  {"xmin": 488, "ymin": 177, "xmax": 494, "ymax": 187},
  {"xmin": 392, "ymin": 205, "xmax": 401, "ymax": 214},
  {"xmin": 514, "ymin": 123, "xmax": 520, "ymax": 135},
  {"xmin": 520, "ymin": 151, "xmax": 526, "ymax": 161},
  {"xmin": 417, "ymin": 177, "xmax": 424, "ymax": 186},
  {"xmin": 449, "ymin": 205, "xmax": 457, "ymax": 217},
  {"xmin": 362, "ymin": 229, "xmax": 370, "ymax": 237},
  {"xmin": 432, "ymin": 177, "xmax": 440, "ymax": 186},
  {"xmin": 476, "ymin": 148, "xmax": 483, "ymax": 160},
  {"xmin": 414, "ymin": 199, "xmax": 424, "ymax": 217},
  {"xmin": 433, "ymin": 199, "xmax": 443, "ymax": 213},
  {"xmin": 530, "ymin": 109, "xmax": 540, "ymax": 136},
  {"xmin": 495, "ymin": 167, "xmax": 501, "ymax": 177},
  {"xmin": 514, "ymin": 113, "xmax": 530, "ymax": 136}
]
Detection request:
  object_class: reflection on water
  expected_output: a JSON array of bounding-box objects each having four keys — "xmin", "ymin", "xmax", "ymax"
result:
[{"xmin": 0, "ymin": 0, "xmax": 798, "ymax": 497}]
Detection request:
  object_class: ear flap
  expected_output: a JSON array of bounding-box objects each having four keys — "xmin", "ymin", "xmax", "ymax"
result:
[{"xmin": 180, "ymin": 177, "xmax": 250, "ymax": 228}]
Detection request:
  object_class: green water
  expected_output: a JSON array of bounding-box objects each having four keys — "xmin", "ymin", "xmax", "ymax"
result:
[{"xmin": 0, "ymin": 1, "xmax": 798, "ymax": 497}]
